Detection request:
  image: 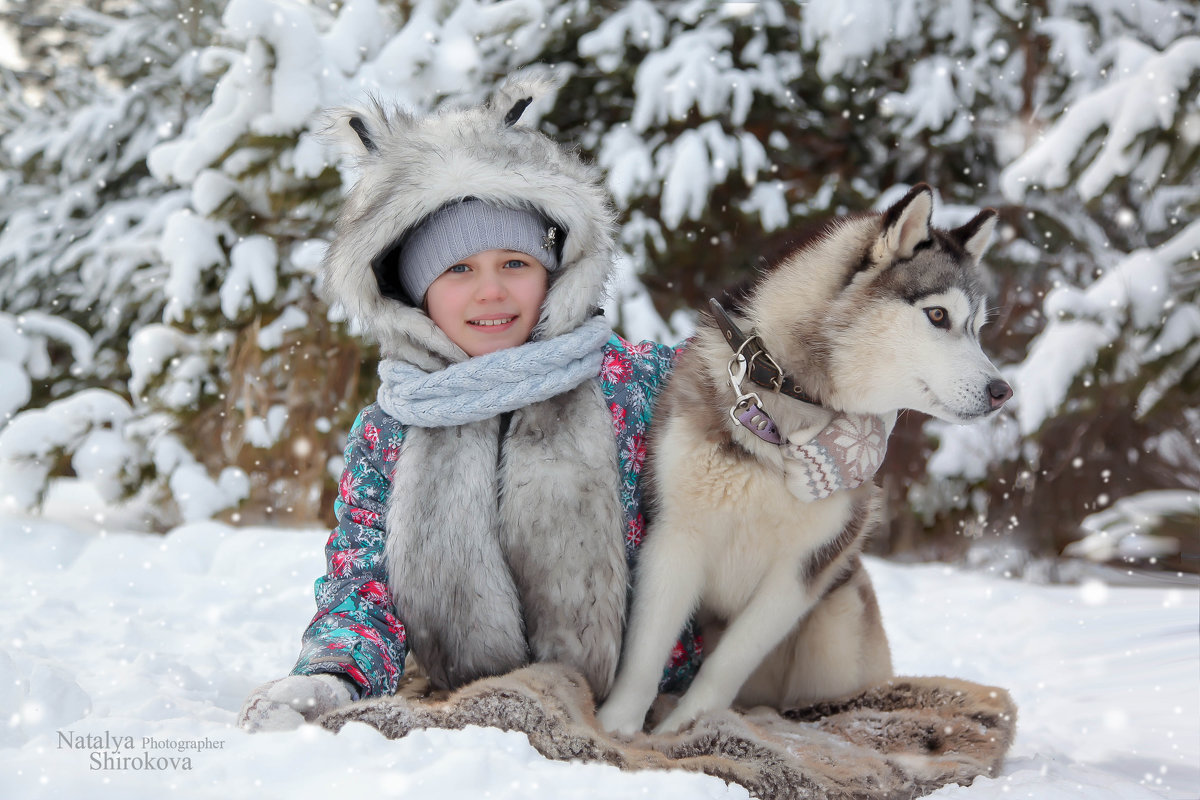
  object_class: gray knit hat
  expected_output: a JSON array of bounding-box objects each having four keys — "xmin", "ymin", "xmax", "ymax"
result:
[{"xmin": 397, "ymin": 199, "xmax": 563, "ymax": 304}]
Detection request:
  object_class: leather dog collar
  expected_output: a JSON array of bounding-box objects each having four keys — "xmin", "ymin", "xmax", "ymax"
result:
[{"xmin": 708, "ymin": 298, "xmax": 823, "ymax": 408}]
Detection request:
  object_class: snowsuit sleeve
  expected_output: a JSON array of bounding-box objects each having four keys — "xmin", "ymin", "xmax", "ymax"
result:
[
  {"xmin": 601, "ymin": 335, "xmax": 703, "ymax": 692},
  {"xmin": 290, "ymin": 405, "xmax": 406, "ymax": 699}
]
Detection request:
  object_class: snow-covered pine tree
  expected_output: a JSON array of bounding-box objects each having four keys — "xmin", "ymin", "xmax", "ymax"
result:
[
  {"xmin": 2, "ymin": 0, "xmax": 578, "ymax": 525},
  {"xmin": 0, "ymin": 0, "xmax": 230, "ymax": 520},
  {"xmin": 546, "ymin": 0, "xmax": 1199, "ymax": 567},
  {"xmin": 915, "ymin": 3, "xmax": 1200, "ymax": 568},
  {"xmin": 545, "ymin": 0, "xmax": 1016, "ymax": 325},
  {"xmin": 136, "ymin": 0, "xmax": 581, "ymax": 523},
  {"xmin": 3, "ymin": 0, "xmax": 1195, "ymax": 570}
]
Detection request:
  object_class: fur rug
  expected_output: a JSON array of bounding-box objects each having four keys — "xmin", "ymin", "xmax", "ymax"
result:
[{"xmin": 317, "ymin": 663, "xmax": 1017, "ymax": 799}]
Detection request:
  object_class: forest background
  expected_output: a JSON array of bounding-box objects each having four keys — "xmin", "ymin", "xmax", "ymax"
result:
[{"xmin": 1, "ymin": 0, "xmax": 1196, "ymax": 577}]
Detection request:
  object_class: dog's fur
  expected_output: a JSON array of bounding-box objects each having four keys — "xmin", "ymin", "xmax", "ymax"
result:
[{"xmin": 597, "ymin": 185, "xmax": 1012, "ymax": 735}]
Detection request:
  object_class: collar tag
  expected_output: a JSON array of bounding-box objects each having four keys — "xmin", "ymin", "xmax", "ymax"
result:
[
  {"xmin": 736, "ymin": 402, "xmax": 783, "ymax": 444},
  {"xmin": 727, "ymin": 351, "xmax": 782, "ymax": 444}
]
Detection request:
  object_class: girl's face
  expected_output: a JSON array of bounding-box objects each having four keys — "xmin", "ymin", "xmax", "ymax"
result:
[{"xmin": 424, "ymin": 249, "xmax": 549, "ymax": 357}]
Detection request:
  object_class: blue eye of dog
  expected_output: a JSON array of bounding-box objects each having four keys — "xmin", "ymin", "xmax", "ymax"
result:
[{"xmin": 925, "ymin": 307, "xmax": 950, "ymax": 330}]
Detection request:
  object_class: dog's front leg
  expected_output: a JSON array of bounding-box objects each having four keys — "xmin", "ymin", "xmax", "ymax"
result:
[
  {"xmin": 596, "ymin": 532, "xmax": 705, "ymax": 736},
  {"xmin": 653, "ymin": 567, "xmax": 813, "ymax": 735}
]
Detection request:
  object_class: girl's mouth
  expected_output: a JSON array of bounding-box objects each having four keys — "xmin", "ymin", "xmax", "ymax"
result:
[{"xmin": 468, "ymin": 316, "xmax": 516, "ymax": 328}]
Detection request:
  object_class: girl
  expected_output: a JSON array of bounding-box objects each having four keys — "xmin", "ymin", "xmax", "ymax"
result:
[{"xmin": 239, "ymin": 78, "xmax": 699, "ymax": 731}]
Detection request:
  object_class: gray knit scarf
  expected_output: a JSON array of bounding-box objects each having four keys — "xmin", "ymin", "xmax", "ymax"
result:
[
  {"xmin": 376, "ymin": 316, "xmax": 627, "ymax": 701},
  {"xmin": 376, "ymin": 317, "xmax": 611, "ymax": 426}
]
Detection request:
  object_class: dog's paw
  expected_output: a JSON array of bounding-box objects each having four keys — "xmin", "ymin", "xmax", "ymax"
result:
[
  {"xmin": 595, "ymin": 700, "xmax": 646, "ymax": 738},
  {"xmin": 651, "ymin": 705, "xmax": 699, "ymax": 736}
]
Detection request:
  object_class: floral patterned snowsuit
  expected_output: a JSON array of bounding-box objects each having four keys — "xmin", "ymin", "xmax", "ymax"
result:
[{"xmin": 291, "ymin": 335, "xmax": 702, "ymax": 699}]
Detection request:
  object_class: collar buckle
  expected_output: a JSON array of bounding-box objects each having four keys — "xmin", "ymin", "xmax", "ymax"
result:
[{"xmin": 708, "ymin": 298, "xmax": 822, "ymax": 408}]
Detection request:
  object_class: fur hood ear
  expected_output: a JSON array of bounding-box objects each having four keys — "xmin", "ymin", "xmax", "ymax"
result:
[{"xmin": 320, "ymin": 74, "xmax": 617, "ymax": 361}]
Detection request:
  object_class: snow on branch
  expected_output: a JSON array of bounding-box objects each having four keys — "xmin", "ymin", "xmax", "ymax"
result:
[
  {"xmin": 159, "ymin": 210, "xmax": 226, "ymax": 324},
  {"xmin": 1011, "ymin": 220, "xmax": 1199, "ymax": 435},
  {"xmin": 1065, "ymin": 489, "xmax": 1197, "ymax": 561},
  {"xmin": 577, "ymin": 0, "xmax": 667, "ymax": 72},
  {"xmin": 0, "ymin": 389, "xmax": 134, "ymax": 510},
  {"xmin": 1001, "ymin": 37, "xmax": 1200, "ymax": 202},
  {"xmin": 630, "ymin": 27, "xmax": 755, "ymax": 131}
]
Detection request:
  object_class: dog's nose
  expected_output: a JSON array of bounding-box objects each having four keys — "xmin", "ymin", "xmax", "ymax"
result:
[{"xmin": 987, "ymin": 379, "xmax": 1013, "ymax": 409}]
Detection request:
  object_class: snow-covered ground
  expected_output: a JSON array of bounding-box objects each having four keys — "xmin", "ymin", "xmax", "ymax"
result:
[{"xmin": 0, "ymin": 502, "xmax": 1196, "ymax": 799}]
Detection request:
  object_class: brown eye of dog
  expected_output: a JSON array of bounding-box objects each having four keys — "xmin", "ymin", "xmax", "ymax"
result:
[{"xmin": 925, "ymin": 307, "xmax": 950, "ymax": 330}]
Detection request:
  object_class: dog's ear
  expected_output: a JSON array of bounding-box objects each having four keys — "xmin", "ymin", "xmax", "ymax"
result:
[
  {"xmin": 879, "ymin": 184, "xmax": 934, "ymax": 261},
  {"xmin": 952, "ymin": 209, "xmax": 999, "ymax": 263}
]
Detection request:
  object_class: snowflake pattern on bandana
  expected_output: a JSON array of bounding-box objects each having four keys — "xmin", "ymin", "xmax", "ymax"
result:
[
  {"xmin": 292, "ymin": 335, "xmax": 702, "ymax": 697},
  {"xmin": 783, "ymin": 412, "xmax": 891, "ymax": 502}
]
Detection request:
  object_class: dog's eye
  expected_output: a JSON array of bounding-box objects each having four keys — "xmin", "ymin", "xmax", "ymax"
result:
[{"xmin": 925, "ymin": 307, "xmax": 950, "ymax": 330}]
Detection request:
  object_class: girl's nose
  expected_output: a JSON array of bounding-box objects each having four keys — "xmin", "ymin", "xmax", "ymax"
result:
[{"xmin": 474, "ymin": 271, "xmax": 507, "ymax": 301}]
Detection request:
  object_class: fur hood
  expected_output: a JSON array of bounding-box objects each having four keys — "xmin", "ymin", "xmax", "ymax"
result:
[{"xmin": 321, "ymin": 75, "xmax": 618, "ymax": 361}]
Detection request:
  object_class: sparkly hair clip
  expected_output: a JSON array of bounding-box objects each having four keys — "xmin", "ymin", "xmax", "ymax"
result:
[{"xmin": 543, "ymin": 226, "xmax": 557, "ymax": 251}]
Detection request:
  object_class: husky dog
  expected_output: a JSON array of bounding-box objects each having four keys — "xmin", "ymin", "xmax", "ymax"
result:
[{"xmin": 597, "ymin": 184, "xmax": 1012, "ymax": 736}]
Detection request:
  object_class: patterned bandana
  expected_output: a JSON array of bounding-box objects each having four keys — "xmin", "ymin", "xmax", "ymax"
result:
[{"xmin": 782, "ymin": 412, "xmax": 894, "ymax": 502}]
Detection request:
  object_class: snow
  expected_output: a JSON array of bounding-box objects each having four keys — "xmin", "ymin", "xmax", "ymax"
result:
[
  {"xmin": 0, "ymin": 314, "xmax": 33, "ymax": 422},
  {"xmin": 1000, "ymin": 37, "xmax": 1200, "ymax": 202},
  {"xmin": 9, "ymin": 312, "xmax": 95, "ymax": 374},
  {"xmin": 660, "ymin": 129, "xmax": 711, "ymax": 228},
  {"xmin": 881, "ymin": 56, "xmax": 964, "ymax": 138},
  {"xmin": 926, "ymin": 413, "xmax": 1021, "ymax": 482},
  {"xmin": 598, "ymin": 125, "xmax": 655, "ymax": 210},
  {"xmin": 0, "ymin": 313, "xmax": 94, "ymax": 417},
  {"xmin": 148, "ymin": 40, "xmax": 272, "ymax": 185},
  {"xmin": 221, "ymin": 0, "xmax": 325, "ymax": 137},
  {"xmin": 0, "ymin": 390, "xmax": 132, "ymax": 463},
  {"xmin": 577, "ymin": 0, "xmax": 667, "ymax": 73},
  {"xmin": 0, "ymin": 512, "xmax": 1194, "ymax": 799},
  {"xmin": 220, "ymin": 236, "xmax": 278, "ymax": 320},
  {"xmin": 1006, "ymin": 221, "xmax": 1196, "ymax": 436},
  {"xmin": 257, "ymin": 307, "xmax": 309, "ymax": 350},
  {"xmin": 0, "ymin": 389, "xmax": 133, "ymax": 511},
  {"xmin": 1067, "ymin": 490, "xmax": 1199, "ymax": 562},
  {"xmin": 158, "ymin": 210, "xmax": 226, "ymax": 324},
  {"xmin": 70, "ymin": 428, "xmax": 137, "ymax": 503},
  {"xmin": 127, "ymin": 326, "xmax": 176, "ymax": 397},
  {"xmin": 167, "ymin": 464, "xmax": 250, "ymax": 523},
  {"xmin": 1045, "ymin": 250, "xmax": 1171, "ymax": 331},
  {"xmin": 1009, "ymin": 318, "xmax": 1113, "ymax": 436},
  {"xmin": 243, "ymin": 405, "xmax": 289, "ymax": 448},
  {"xmin": 604, "ymin": 252, "xmax": 693, "ymax": 345},
  {"xmin": 0, "ymin": 360, "xmax": 30, "ymax": 423},
  {"xmin": 630, "ymin": 27, "xmax": 744, "ymax": 130},
  {"xmin": 191, "ymin": 170, "xmax": 239, "ymax": 217},
  {"xmin": 742, "ymin": 182, "xmax": 789, "ymax": 232},
  {"xmin": 800, "ymin": 0, "xmax": 939, "ymax": 81}
]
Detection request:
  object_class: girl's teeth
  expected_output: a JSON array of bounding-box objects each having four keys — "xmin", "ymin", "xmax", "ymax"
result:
[{"xmin": 471, "ymin": 317, "xmax": 514, "ymax": 327}]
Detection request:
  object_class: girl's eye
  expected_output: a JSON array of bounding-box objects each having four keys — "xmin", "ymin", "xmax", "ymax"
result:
[
  {"xmin": 447, "ymin": 264, "xmax": 470, "ymax": 274},
  {"xmin": 925, "ymin": 307, "xmax": 950, "ymax": 330},
  {"xmin": 504, "ymin": 259, "xmax": 528, "ymax": 269}
]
